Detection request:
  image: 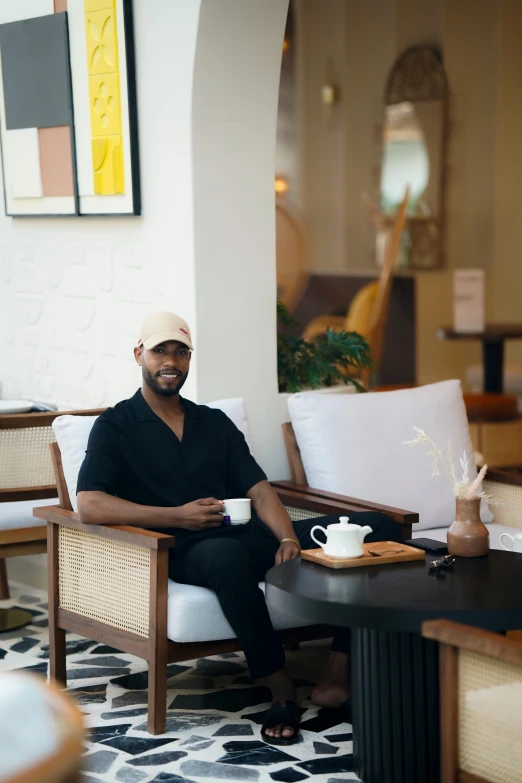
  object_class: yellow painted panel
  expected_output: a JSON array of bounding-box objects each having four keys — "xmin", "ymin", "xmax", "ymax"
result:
[
  {"xmin": 92, "ymin": 136, "xmax": 124, "ymax": 194},
  {"xmin": 84, "ymin": 0, "xmax": 125, "ymax": 195},
  {"xmin": 89, "ymin": 72, "xmax": 121, "ymax": 136},
  {"xmin": 85, "ymin": 8, "xmax": 119, "ymax": 76},
  {"xmin": 84, "ymin": 0, "xmax": 115, "ymax": 14}
]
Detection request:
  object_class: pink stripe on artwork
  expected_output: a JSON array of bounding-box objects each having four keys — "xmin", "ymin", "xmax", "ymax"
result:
[
  {"xmin": 54, "ymin": 0, "xmax": 68, "ymax": 12},
  {"xmin": 38, "ymin": 126, "xmax": 75, "ymax": 197}
]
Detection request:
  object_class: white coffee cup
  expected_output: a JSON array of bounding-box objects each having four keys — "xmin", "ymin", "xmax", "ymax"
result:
[
  {"xmin": 310, "ymin": 516, "xmax": 372, "ymax": 559},
  {"xmin": 222, "ymin": 498, "xmax": 251, "ymax": 525},
  {"xmin": 499, "ymin": 532, "xmax": 522, "ymax": 553}
]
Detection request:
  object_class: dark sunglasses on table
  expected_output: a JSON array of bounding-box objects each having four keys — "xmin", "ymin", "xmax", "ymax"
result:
[{"xmin": 428, "ymin": 554, "xmax": 456, "ymax": 573}]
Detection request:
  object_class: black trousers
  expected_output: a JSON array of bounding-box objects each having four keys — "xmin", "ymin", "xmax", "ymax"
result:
[{"xmin": 169, "ymin": 512, "xmax": 401, "ymax": 680}]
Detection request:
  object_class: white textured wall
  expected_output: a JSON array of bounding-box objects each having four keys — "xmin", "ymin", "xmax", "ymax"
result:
[
  {"xmin": 192, "ymin": 0, "xmax": 290, "ymax": 480},
  {"xmin": 0, "ymin": 0, "xmax": 202, "ymax": 409}
]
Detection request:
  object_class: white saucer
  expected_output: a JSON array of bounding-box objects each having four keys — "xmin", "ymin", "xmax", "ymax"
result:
[{"xmin": 0, "ymin": 400, "xmax": 34, "ymax": 414}]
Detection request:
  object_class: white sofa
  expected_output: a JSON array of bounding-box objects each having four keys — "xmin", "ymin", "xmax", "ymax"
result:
[
  {"xmin": 287, "ymin": 380, "xmax": 522, "ymax": 549},
  {"xmin": 52, "ymin": 397, "xmax": 310, "ymax": 644}
]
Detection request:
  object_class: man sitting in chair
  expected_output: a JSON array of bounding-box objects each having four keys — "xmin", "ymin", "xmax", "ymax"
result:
[{"xmin": 77, "ymin": 311, "xmax": 401, "ymax": 746}]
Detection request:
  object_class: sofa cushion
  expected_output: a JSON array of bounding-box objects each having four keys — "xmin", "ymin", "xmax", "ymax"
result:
[
  {"xmin": 288, "ymin": 380, "xmax": 493, "ymax": 531},
  {"xmin": 0, "ymin": 498, "xmax": 59, "ymax": 531},
  {"xmin": 167, "ymin": 579, "xmax": 310, "ymax": 643},
  {"xmin": 53, "ymin": 397, "xmax": 254, "ymax": 512},
  {"xmin": 413, "ymin": 524, "xmax": 518, "ymax": 551},
  {"xmin": 204, "ymin": 397, "xmax": 254, "ymax": 453}
]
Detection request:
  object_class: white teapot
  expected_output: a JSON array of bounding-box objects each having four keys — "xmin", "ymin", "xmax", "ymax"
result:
[{"xmin": 311, "ymin": 516, "xmax": 372, "ymax": 559}]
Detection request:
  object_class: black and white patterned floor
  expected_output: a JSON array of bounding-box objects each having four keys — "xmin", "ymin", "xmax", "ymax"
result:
[{"xmin": 0, "ymin": 583, "xmax": 360, "ymax": 783}]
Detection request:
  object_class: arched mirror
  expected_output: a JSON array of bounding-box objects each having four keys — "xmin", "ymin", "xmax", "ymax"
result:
[{"xmin": 379, "ymin": 46, "xmax": 448, "ymax": 269}]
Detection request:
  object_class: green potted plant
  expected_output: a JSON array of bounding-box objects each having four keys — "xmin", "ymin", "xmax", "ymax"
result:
[{"xmin": 277, "ymin": 300, "xmax": 373, "ymax": 394}]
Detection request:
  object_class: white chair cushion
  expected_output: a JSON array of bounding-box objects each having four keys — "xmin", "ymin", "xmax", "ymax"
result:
[
  {"xmin": 53, "ymin": 397, "xmax": 254, "ymax": 512},
  {"xmin": 204, "ymin": 397, "xmax": 254, "ymax": 453},
  {"xmin": 288, "ymin": 380, "xmax": 493, "ymax": 532},
  {"xmin": 52, "ymin": 416, "xmax": 98, "ymax": 512},
  {"xmin": 167, "ymin": 579, "xmax": 310, "ymax": 643},
  {"xmin": 414, "ymin": 523, "xmax": 519, "ymax": 551},
  {"xmin": 0, "ymin": 498, "xmax": 59, "ymax": 531}
]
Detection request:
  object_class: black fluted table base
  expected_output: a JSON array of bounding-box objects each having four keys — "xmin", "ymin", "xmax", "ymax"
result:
[{"xmin": 352, "ymin": 628, "xmax": 440, "ymax": 783}]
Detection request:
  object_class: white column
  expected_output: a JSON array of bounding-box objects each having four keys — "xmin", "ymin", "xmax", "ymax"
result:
[{"xmin": 190, "ymin": 0, "xmax": 289, "ymax": 479}]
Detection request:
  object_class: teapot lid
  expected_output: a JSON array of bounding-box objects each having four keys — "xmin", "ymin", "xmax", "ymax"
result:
[{"xmin": 328, "ymin": 516, "xmax": 359, "ymax": 530}]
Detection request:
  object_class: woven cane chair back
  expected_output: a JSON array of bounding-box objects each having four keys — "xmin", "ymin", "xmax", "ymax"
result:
[
  {"xmin": 485, "ymin": 478, "xmax": 522, "ymax": 531},
  {"xmin": 458, "ymin": 648, "xmax": 522, "ymax": 782},
  {"xmin": 0, "ymin": 425, "xmax": 56, "ymax": 490},
  {"xmin": 0, "ymin": 410, "xmax": 104, "ymax": 498}
]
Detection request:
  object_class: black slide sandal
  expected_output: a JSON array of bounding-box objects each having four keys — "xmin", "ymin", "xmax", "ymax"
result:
[{"xmin": 261, "ymin": 700, "xmax": 301, "ymax": 746}]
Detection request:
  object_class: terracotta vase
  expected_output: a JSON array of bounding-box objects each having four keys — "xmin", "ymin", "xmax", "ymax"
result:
[{"xmin": 447, "ymin": 497, "xmax": 489, "ymax": 557}]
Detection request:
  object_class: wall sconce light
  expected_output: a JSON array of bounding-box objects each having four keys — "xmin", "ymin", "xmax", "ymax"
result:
[
  {"xmin": 321, "ymin": 58, "xmax": 340, "ymax": 113},
  {"xmin": 275, "ymin": 175, "xmax": 289, "ymax": 197}
]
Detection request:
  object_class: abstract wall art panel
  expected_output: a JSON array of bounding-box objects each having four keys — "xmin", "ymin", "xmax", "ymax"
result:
[{"xmin": 0, "ymin": 0, "xmax": 140, "ymax": 217}]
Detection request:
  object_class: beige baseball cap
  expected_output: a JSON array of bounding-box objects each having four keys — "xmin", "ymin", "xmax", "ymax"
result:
[{"xmin": 138, "ymin": 312, "xmax": 194, "ymax": 350}]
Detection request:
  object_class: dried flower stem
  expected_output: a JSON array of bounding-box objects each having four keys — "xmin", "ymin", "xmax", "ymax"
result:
[{"xmin": 403, "ymin": 426, "xmax": 499, "ymax": 506}]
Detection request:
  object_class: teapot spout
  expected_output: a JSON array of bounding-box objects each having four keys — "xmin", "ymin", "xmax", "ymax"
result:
[{"xmin": 358, "ymin": 525, "xmax": 373, "ymax": 543}]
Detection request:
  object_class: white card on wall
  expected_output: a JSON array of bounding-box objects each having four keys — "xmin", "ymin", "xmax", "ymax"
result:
[{"xmin": 453, "ymin": 269, "xmax": 485, "ymax": 333}]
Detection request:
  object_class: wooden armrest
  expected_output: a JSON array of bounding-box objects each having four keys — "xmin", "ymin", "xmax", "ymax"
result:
[
  {"xmin": 33, "ymin": 506, "xmax": 176, "ymax": 550},
  {"xmin": 0, "ymin": 408, "xmax": 105, "ymax": 429},
  {"xmin": 0, "ymin": 526, "xmax": 47, "ymax": 545},
  {"xmin": 0, "ymin": 486, "xmax": 57, "ymax": 503},
  {"xmin": 486, "ymin": 468, "xmax": 522, "ymax": 487},
  {"xmin": 422, "ymin": 619, "xmax": 522, "ymax": 666},
  {"xmin": 272, "ymin": 480, "xmax": 418, "ymax": 525}
]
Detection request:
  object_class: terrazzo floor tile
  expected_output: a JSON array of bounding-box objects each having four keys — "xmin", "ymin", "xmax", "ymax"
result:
[{"xmin": 1, "ymin": 582, "xmax": 360, "ymax": 783}]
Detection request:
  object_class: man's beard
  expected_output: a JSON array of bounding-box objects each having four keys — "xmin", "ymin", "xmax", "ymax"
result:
[{"xmin": 142, "ymin": 364, "xmax": 188, "ymax": 397}]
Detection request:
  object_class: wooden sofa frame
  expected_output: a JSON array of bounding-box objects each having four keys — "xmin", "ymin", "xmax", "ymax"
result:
[
  {"xmin": 0, "ymin": 408, "xmax": 104, "ymax": 600},
  {"xmin": 37, "ymin": 439, "xmax": 419, "ymax": 735}
]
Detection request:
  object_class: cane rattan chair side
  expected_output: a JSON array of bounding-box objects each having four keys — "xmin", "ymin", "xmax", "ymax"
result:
[
  {"xmin": 0, "ymin": 408, "xmax": 104, "ymax": 600},
  {"xmin": 485, "ymin": 470, "xmax": 522, "ymax": 531},
  {"xmin": 423, "ymin": 619, "xmax": 522, "ymax": 783}
]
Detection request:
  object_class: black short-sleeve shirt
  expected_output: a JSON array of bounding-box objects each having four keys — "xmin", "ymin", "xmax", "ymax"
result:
[{"xmin": 76, "ymin": 390, "xmax": 267, "ymax": 539}]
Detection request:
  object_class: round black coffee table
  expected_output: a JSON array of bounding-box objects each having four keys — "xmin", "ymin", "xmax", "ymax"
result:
[{"xmin": 265, "ymin": 551, "xmax": 522, "ymax": 783}]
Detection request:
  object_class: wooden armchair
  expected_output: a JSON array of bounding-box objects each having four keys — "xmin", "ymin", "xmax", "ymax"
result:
[
  {"xmin": 0, "ymin": 408, "xmax": 103, "ymax": 602},
  {"xmin": 423, "ymin": 619, "xmax": 522, "ymax": 783},
  {"xmin": 36, "ymin": 432, "xmax": 421, "ymax": 735}
]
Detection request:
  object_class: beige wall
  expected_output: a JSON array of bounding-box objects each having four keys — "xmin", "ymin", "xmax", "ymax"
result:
[
  {"xmin": 296, "ymin": 0, "xmax": 502, "ymax": 275},
  {"xmin": 444, "ymin": 0, "xmax": 499, "ymax": 274},
  {"xmin": 294, "ymin": 0, "xmax": 522, "ymax": 387},
  {"xmin": 492, "ymin": 0, "xmax": 522, "ymax": 365}
]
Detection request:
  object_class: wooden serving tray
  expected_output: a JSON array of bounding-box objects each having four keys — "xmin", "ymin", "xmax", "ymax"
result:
[{"xmin": 300, "ymin": 541, "xmax": 425, "ymax": 569}]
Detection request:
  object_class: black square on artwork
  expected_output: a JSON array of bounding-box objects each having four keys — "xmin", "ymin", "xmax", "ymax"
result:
[{"xmin": 0, "ymin": 13, "xmax": 72, "ymax": 130}]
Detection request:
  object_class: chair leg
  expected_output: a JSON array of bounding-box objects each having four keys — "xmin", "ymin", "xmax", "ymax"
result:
[
  {"xmin": 0, "ymin": 558, "xmax": 9, "ymax": 600},
  {"xmin": 148, "ymin": 550, "xmax": 169, "ymax": 734},
  {"xmin": 148, "ymin": 644, "xmax": 168, "ymax": 734},
  {"xmin": 49, "ymin": 623, "xmax": 67, "ymax": 685},
  {"xmin": 48, "ymin": 522, "xmax": 66, "ymax": 685}
]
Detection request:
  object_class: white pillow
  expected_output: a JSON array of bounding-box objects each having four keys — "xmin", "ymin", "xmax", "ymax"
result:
[
  {"xmin": 53, "ymin": 396, "xmax": 253, "ymax": 512},
  {"xmin": 204, "ymin": 397, "xmax": 254, "ymax": 453},
  {"xmin": 52, "ymin": 415, "xmax": 98, "ymax": 512},
  {"xmin": 288, "ymin": 380, "xmax": 492, "ymax": 531}
]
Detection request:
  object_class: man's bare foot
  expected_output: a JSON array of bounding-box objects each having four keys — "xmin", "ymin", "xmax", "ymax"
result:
[
  {"xmin": 262, "ymin": 668, "xmax": 299, "ymax": 741},
  {"xmin": 311, "ymin": 650, "xmax": 350, "ymax": 710}
]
